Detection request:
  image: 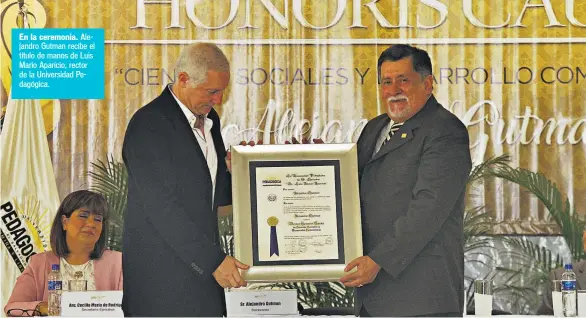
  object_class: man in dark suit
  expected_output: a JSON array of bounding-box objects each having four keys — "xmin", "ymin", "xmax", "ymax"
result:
[
  {"xmin": 121, "ymin": 43, "xmax": 249, "ymax": 317},
  {"xmin": 340, "ymin": 44, "xmax": 472, "ymax": 316}
]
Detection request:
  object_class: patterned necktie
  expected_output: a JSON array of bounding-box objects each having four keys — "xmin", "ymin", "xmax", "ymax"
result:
[
  {"xmin": 383, "ymin": 122, "xmax": 403, "ymax": 146},
  {"xmin": 193, "ymin": 114, "xmax": 206, "ymax": 130}
]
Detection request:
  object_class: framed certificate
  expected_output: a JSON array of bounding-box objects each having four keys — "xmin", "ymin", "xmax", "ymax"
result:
[{"xmin": 231, "ymin": 143, "xmax": 363, "ymax": 282}]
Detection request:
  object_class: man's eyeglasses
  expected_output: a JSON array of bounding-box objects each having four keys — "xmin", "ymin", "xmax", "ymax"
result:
[{"xmin": 7, "ymin": 308, "xmax": 43, "ymax": 317}]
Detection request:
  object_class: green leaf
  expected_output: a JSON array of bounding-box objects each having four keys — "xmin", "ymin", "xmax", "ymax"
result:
[
  {"xmin": 468, "ymin": 154, "xmax": 510, "ymax": 185},
  {"xmin": 86, "ymin": 156, "xmax": 128, "ymax": 251},
  {"xmin": 487, "ymin": 166, "xmax": 585, "ymax": 260}
]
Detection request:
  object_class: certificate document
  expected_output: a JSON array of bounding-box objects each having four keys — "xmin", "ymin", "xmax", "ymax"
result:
[{"xmin": 250, "ymin": 160, "xmax": 345, "ymax": 266}]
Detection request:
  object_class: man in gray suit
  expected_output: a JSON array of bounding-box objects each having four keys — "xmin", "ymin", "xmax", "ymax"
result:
[{"xmin": 340, "ymin": 44, "xmax": 472, "ymax": 316}]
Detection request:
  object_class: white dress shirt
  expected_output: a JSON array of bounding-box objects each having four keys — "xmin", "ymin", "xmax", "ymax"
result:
[{"xmin": 169, "ymin": 86, "xmax": 218, "ymax": 203}]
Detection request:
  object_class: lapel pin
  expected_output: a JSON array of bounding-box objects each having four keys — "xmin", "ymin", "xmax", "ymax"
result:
[{"xmin": 401, "ymin": 133, "xmax": 407, "ymax": 138}]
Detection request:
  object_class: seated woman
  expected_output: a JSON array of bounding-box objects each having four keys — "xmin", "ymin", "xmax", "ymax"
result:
[{"xmin": 4, "ymin": 190, "xmax": 122, "ymax": 316}]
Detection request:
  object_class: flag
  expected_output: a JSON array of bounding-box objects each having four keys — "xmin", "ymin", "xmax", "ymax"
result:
[{"xmin": 0, "ymin": 97, "xmax": 60, "ymax": 308}]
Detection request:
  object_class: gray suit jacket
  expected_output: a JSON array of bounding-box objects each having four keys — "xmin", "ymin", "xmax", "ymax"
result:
[
  {"xmin": 537, "ymin": 261, "xmax": 586, "ymax": 315},
  {"xmin": 355, "ymin": 95, "xmax": 472, "ymax": 316}
]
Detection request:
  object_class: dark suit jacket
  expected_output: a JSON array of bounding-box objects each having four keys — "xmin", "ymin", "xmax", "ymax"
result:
[
  {"xmin": 537, "ymin": 261, "xmax": 586, "ymax": 315},
  {"xmin": 355, "ymin": 95, "xmax": 472, "ymax": 316},
  {"xmin": 121, "ymin": 88, "xmax": 231, "ymax": 317}
]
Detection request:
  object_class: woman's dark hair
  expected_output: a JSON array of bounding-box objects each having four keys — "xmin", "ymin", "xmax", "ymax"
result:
[{"xmin": 50, "ymin": 190, "xmax": 110, "ymax": 259}]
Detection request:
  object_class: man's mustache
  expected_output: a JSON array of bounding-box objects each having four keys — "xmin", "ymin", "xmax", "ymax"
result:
[{"xmin": 387, "ymin": 95, "xmax": 409, "ymax": 102}]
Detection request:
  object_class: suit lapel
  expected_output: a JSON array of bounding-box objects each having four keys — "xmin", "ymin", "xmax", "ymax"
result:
[
  {"xmin": 208, "ymin": 108, "xmax": 225, "ymax": 168},
  {"xmin": 208, "ymin": 108, "xmax": 226, "ymax": 203},
  {"xmin": 370, "ymin": 122, "xmax": 417, "ymax": 162},
  {"xmin": 358, "ymin": 115, "xmax": 388, "ymax": 171},
  {"xmin": 368, "ymin": 95, "xmax": 438, "ymax": 163},
  {"xmin": 160, "ymin": 88, "xmax": 213, "ymax": 183}
]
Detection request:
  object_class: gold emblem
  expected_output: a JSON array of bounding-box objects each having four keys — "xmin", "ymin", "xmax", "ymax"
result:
[
  {"xmin": 1, "ymin": 0, "xmax": 60, "ymax": 136},
  {"xmin": 267, "ymin": 216, "xmax": 279, "ymax": 227}
]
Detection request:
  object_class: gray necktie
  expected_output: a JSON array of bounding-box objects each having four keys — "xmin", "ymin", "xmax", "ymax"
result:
[{"xmin": 382, "ymin": 122, "xmax": 403, "ymax": 146}]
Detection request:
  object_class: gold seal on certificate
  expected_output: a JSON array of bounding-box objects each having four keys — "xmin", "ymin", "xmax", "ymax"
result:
[{"xmin": 267, "ymin": 216, "xmax": 279, "ymax": 226}]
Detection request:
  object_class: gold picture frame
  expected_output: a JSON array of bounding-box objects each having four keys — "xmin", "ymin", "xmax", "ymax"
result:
[{"xmin": 231, "ymin": 143, "xmax": 363, "ymax": 283}]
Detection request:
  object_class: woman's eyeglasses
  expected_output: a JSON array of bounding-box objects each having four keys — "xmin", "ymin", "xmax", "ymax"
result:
[{"xmin": 7, "ymin": 308, "xmax": 43, "ymax": 316}]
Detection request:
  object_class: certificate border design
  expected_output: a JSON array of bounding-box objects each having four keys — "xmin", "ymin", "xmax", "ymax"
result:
[
  {"xmin": 249, "ymin": 160, "xmax": 345, "ymax": 266},
  {"xmin": 231, "ymin": 143, "xmax": 363, "ymax": 282}
]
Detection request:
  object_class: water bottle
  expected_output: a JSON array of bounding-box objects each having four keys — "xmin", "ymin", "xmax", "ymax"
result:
[
  {"xmin": 562, "ymin": 264, "xmax": 577, "ymax": 317},
  {"xmin": 48, "ymin": 264, "xmax": 62, "ymax": 316}
]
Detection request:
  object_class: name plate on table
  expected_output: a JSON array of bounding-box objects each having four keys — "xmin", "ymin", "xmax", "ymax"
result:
[
  {"xmin": 225, "ymin": 290, "xmax": 298, "ymax": 316},
  {"xmin": 578, "ymin": 290, "xmax": 586, "ymax": 316},
  {"xmin": 231, "ymin": 144, "xmax": 363, "ymax": 282},
  {"xmin": 61, "ymin": 291, "xmax": 123, "ymax": 317}
]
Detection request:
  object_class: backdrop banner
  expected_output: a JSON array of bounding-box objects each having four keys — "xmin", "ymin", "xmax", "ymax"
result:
[{"xmin": 1, "ymin": 0, "xmax": 585, "ymax": 235}]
